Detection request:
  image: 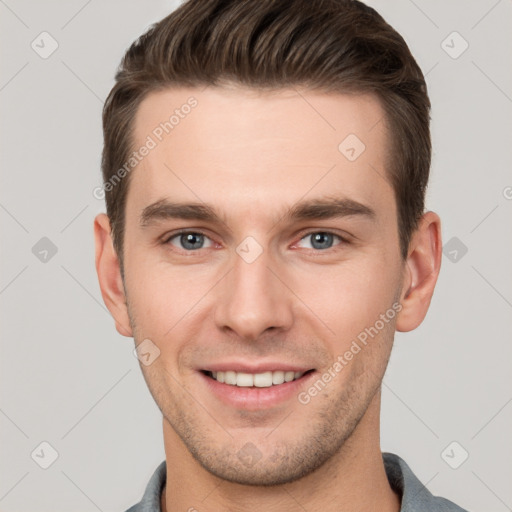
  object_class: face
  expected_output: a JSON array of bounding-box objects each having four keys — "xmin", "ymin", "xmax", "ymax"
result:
[{"xmin": 117, "ymin": 86, "xmax": 407, "ymax": 484}]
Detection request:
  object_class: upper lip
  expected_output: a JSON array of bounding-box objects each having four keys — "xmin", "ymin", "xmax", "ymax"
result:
[{"xmin": 199, "ymin": 361, "xmax": 315, "ymax": 373}]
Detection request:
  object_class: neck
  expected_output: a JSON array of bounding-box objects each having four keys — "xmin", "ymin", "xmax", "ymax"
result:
[{"xmin": 161, "ymin": 389, "xmax": 401, "ymax": 512}]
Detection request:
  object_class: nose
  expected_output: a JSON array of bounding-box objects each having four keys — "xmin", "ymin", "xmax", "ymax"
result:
[{"xmin": 214, "ymin": 243, "xmax": 294, "ymax": 341}]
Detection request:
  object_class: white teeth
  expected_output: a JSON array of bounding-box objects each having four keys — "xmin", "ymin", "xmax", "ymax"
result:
[
  {"xmin": 224, "ymin": 371, "xmax": 237, "ymax": 385},
  {"xmin": 209, "ymin": 370, "xmax": 306, "ymax": 387},
  {"xmin": 284, "ymin": 371, "xmax": 295, "ymax": 382},
  {"xmin": 236, "ymin": 372, "xmax": 254, "ymax": 387},
  {"xmin": 272, "ymin": 371, "xmax": 285, "ymax": 385},
  {"xmin": 254, "ymin": 371, "xmax": 273, "ymax": 387}
]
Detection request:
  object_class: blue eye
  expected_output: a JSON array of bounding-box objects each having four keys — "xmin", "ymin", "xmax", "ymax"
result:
[
  {"xmin": 165, "ymin": 231, "xmax": 213, "ymax": 251},
  {"xmin": 297, "ymin": 232, "xmax": 344, "ymax": 251},
  {"xmin": 163, "ymin": 230, "xmax": 347, "ymax": 253}
]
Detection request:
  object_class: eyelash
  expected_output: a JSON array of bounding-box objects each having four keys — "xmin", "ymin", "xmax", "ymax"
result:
[{"xmin": 161, "ymin": 229, "xmax": 350, "ymax": 255}]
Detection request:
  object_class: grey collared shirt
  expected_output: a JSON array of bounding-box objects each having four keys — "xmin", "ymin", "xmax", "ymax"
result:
[{"xmin": 125, "ymin": 452, "xmax": 469, "ymax": 511}]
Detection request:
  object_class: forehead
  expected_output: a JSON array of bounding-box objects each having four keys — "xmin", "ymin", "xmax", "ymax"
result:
[{"xmin": 126, "ymin": 86, "xmax": 393, "ymax": 227}]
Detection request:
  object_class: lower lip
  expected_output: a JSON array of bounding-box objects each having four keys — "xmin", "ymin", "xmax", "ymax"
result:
[{"xmin": 198, "ymin": 370, "xmax": 317, "ymax": 410}]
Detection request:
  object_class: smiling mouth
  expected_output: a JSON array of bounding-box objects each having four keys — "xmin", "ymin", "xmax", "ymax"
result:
[{"xmin": 201, "ymin": 369, "xmax": 315, "ymax": 387}]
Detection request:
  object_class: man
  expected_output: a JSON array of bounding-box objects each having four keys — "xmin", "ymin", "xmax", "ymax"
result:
[{"xmin": 94, "ymin": 0, "xmax": 468, "ymax": 510}]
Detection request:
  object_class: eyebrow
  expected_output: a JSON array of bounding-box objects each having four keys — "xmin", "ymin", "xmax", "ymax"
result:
[{"xmin": 139, "ymin": 196, "xmax": 376, "ymax": 229}]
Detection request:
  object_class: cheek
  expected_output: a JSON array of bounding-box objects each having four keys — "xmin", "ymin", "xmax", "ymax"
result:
[
  {"xmin": 291, "ymin": 258, "xmax": 397, "ymax": 336},
  {"xmin": 125, "ymin": 256, "xmax": 214, "ymax": 337}
]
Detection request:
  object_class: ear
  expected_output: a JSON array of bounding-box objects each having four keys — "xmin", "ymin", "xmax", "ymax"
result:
[
  {"xmin": 395, "ymin": 211, "xmax": 442, "ymax": 332},
  {"xmin": 93, "ymin": 213, "xmax": 133, "ymax": 337}
]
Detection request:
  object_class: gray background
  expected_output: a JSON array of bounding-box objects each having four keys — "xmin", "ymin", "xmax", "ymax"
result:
[{"xmin": 1, "ymin": 1, "xmax": 511, "ymax": 511}]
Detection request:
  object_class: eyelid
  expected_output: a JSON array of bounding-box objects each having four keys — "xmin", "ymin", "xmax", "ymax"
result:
[
  {"xmin": 162, "ymin": 228, "xmax": 216, "ymax": 247},
  {"xmin": 292, "ymin": 230, "xmax": 349, "ymax": 251},
  {"xmin": 295, "ymin": 227, "xmax": 351, "ymax": 242}
]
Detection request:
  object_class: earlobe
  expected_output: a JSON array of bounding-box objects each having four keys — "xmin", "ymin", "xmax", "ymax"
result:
[
  {"xmin": 93, "ymin": 213, "xmax": 133, "ymax": 338},
  {"xmin": 395, "ymin": 211, "xmax": 442, "ymax": 333}
]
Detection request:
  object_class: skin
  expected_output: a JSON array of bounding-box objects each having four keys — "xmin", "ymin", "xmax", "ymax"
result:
[{"xmin": 94, "ymin": 86, "xmax": 442, "ymax": 512}]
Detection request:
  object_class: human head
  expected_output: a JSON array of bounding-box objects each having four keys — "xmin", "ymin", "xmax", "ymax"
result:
[
  {"xmin": 94, "ymin": 0, "xmax": 441, "ymax": 490},
  {"xmin": 100, "ymin": 0, "xmax": 431, "ymax": 276}
]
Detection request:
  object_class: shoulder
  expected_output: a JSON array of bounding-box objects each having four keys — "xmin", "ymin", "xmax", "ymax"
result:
[
  {"xmin": 123, "ymin": 460, "xmax": 167, "ymax": 512},
  {"xmin": 383, "ymin": 452, "xmax": 470, "ymax": 511}
]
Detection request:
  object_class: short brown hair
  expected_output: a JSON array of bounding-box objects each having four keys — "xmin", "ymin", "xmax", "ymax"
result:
[{"xmin": 101, "ymin": 0, "xmax": 431, "ymax": 273}]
